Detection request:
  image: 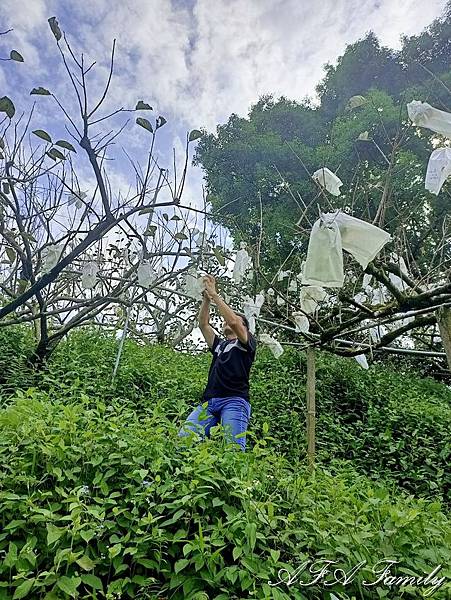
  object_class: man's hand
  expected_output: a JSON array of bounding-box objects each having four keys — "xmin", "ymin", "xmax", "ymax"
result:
[
  {"xmin": 202, "ymin": 274, "xmax": 218, "ymax": 301},
  {"xmin": 198, "ymin": 288, "xmax": 215, "ymax": 348}
]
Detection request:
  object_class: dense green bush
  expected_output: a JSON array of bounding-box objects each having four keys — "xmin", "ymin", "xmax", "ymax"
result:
[
  {"xmin": 0, "ymin": 327, "xmax": 450, "ymax": 598},
  {"xmin": 1, "ymin": 327, "xmax": 450, "ymax": 508},
  {"xmin": 0, "ymin": 326, "xmax": 35, "ymax": 396},
  {"xmin": 1, "ymin": 388, "xmax": 450, "ymax": 599}
]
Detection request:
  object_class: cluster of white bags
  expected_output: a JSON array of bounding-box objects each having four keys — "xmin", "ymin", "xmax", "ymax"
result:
[
  {"xmin": 407, "ymin": 100, "xmax": 451, "ymax": 138},
  {"xmin": 407, "ymin": 100, "xmax": 451, "ymax": 195},
  {"xmin": 292, "ymin": 312, "xmax": 310, "ymax": 333},
  {"xmin": 425, "ymin": 148, "xmax": 451, "ymax": 195},
  {"xmin": 232, "ymin": 243, "xmax": 251, "ymax": 283},
  {"xmin": 312, "ymin": 167, "xmax": 343, "ymax": 196},
  {"xmin": 81, "ymin": 262, "xmax": 99, "ymax": 289},
  {"xmin": 259, "ymin": 333, "xmax": 284, "ymax": 358},
  {"xmin": 354, "ymin": 354, "xmax": 369, "ymax": 369},
  {"xmin": 41, "ymin": 244, "xmax": 64, "ymax": 273},
  {"xmin": 300, "ymin": 285, "xmax": 327, "ymax": 314},
  {"xmin": 183, "ymin": 267, "xmax": 205, "ymax": 300},
  {"xmin": 137, "ymin": 262, "xmax": 158, "ymax": 288},
  {"xmin": 243, "ymin": 293, "xmax": 265, "ymax": 334},
  {"xmin": 352, "ymin": 252, "xmax": 410, "ymax": 307},
  {"xmin": 301, "ymin": 210, "xmax": 391, "ymax": 288}
]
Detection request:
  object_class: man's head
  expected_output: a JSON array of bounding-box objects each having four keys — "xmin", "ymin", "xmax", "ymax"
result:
[{"xmin": 222, "ymin": 313, "xmax": 250, "ymax": 337}]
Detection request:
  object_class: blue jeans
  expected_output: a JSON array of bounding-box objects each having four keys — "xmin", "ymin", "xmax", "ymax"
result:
[{"xmin": 178, "ymin": 396, "xmax": 251, "ymax": 451}]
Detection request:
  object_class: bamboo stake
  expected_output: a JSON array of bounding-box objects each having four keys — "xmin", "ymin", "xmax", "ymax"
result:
[
  {"xmin": 306, "ymin": 346, "xmax": 316, "ymax": 471},
  {"xmin": 112, "ymin": 306, "xmax": 130, "ymax": 382},
  {"xmin": 436, "ymin": 306, "xmax": 451, "ymax": 372}
]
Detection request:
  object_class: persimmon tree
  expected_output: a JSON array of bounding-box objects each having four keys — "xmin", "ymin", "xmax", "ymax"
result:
[{"xmin": 0, "ymin": 19, "xmax": 216, "ymax": 365}]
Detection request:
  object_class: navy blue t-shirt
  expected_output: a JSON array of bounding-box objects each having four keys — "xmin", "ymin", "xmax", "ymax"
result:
[{"xmin": 203, "ymin": 333, "xmax": 257, "ymax": 401}]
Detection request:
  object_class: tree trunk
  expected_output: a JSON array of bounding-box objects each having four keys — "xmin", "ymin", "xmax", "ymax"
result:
[
  {"xmin": 436, "ymin": 306, "xmax": 451, "ymax": 372},
  {"xmin": 28, "ymin": 333, "xmax": 64, "ymax": 370}
]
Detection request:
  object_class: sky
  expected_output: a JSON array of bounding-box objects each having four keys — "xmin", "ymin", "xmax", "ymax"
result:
[{"xmin": 0, "ymin": 0, "xmax": 448, "ymax": 214}]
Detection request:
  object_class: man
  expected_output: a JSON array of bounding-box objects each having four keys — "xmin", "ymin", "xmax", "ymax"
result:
[{"xmin": 178, "ymin": 274, "xmax": 257, "ymax": 451}]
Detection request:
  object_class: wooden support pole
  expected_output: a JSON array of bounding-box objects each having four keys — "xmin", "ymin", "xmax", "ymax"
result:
[
  {"xmin": 112, "ymin": 307, "xmax": 131, "ymax": 382},
  {"xmin": 436, "ymin": 306, "xmax": 451, "ymax": 372},
  {"xmin": 306, "ymin": 346, "xmax": 316, "ymax": 471}
]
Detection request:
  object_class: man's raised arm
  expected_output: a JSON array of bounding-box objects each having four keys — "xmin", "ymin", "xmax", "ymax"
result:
[
  {"xmin": 198, "ymin": 292, "xmax": 216, "ymax": 348},
  {"xmin": 203, "ymin": 274, "xmax": 249, "ymax": 344}
]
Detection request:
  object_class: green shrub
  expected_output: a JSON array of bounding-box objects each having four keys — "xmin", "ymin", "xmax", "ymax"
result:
[
  {"xmin": 0, "ymin": 326, "xmax": 35, "ymax": 400},
  {"xmin": 1, "ymin": 327, "xmax": 450, "ymax": 508},
  {"xmin": 0, "ymin": 389, "xmax": 450, "ymax": 599}
]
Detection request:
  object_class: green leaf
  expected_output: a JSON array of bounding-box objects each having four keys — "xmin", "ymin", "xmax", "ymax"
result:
[
  {"xmin": 55, "ymin": 139, "xmax": 76, "ymax": 152},
  {"xmin": 2, "ymin": 182, "xmax": 10, "ymax": 194},
  {"xmin": 136, "ymin": 558, "xmax": 156, "ymax": 568},
  {"xmin": 21, "ymin": 231, "xmax": 37, "ymax": 243},
  {"xmin": 144, "ymin": 225, "xmax": 157, "ymax": 236},
  {"xmin": 80, "ymin": 529, "xmax": 95, "ymax": 543},
  {"xmin": 188, "ymin": 129, "xmax": 202, "ymax": 142},
  {"xmin": 4, "ymin": 519, "xmax": 26, "ymax": 531},
  {"xmin": 0, "ymin": 96, "xmax": 15, "ymax": 118},
  {"xmin": 245, "ymin": 522, "xmax": 257, "ymax": 552},
  {"xmin": 346, "ymin": 95, "xmax": 367, "ymax": 110},
  {"xmin": 4, "ymin": 542, "xmax": 18, "ymax": 568},
  {"xmin": 174, "ymin": 558, "xmax": 189, "ymax": 574},
  {"xmin": 30, "ymin": 87, "xmax": 51, "ymax": 96},
  {"xmin": 270, "ymin": 549, "xmax": 280, "ymax": 563},
  {"xmin": 46, "ymin": 523, "xmax": 65, "ymax": 545},
  {"xmin": 76, "ymin": 554, "xmax": 95, "ymax": 570},
  {"xmin": 108, "ymin": 543, "xmax": 122, "ymax": 558},
  {"xmin": 232, "ymin": 546, "xmax": 242, "ymax": 560},
  {"xmin": 13, "ymin": 579, "xmax": 35, "ymax": 599},
  {"xmin": 33, "ymin": 129, "xmax": 52, "ymax": 143},
  {"xmin": 47, "ymin": 148, "xmax": 66, "ymax": 161},
  {"xmin": 135, "ymin": 100, "xmax": 153, "ymax": 110},
  {"xmin": 5, "ymin": 247, "xmax": 16, "ymax": 263},
  {"xmin": 56, "ymin": 576, "xmax": 81, "ymax": 598},
  {"xmin": 17, "ymin": 279, "xmax": 28, "ymax": 294},
  {"xmin": 214, "ymin": 246, "xmax": 225, "ymax": 266},
  {"xmin": 10, "ymin": 50, "xmax": 24, "ymax": 62},
  {"xmin": 81, "ymin": 574, "xmax": 103, "ymax": 590},
  {"xmin": 174, "ymin": 232, "xmax": 188, "ymax": 241},
  {"xmin": 0, "ymin": 137, "xmax": 4, "ymax": 149},
  {"xmin": 136, "ymin": 117, "xmax": 154, "ymax": 133},
  {"xmin": 156, "ymin": 115, "xmax": 167, "ymax": 129},
  {"xmin": 48, "ymin": 17, "xmax": 62, "ymax": 41}
]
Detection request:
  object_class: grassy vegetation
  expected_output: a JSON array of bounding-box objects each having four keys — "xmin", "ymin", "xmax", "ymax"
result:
[{"xmin": 0, "ymin": 327, "xmax": 450, "ymax": 599}]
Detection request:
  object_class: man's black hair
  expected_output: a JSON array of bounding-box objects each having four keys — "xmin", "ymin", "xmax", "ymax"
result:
[{"xmin": 236, "ymin": 312, "xmax": 250, "ymax": 330}]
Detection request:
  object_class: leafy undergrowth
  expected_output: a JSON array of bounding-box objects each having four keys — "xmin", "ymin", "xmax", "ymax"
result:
[
  {"xmin": 0, "ymin": 389, "xmax": 450, "ymax": 599},
  {"xmin": 15, "ymin": 327, "xmax": 449, "ymax": 508},
  {"xmin": 0, "ymin": 327, "xmax": 451, "ymax": 598}
]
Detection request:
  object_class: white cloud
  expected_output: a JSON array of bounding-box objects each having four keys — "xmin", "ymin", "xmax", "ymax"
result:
[
  {"xmin": 0, "ymin": 0, "xmax": 48, "ymax": 30},
  {"xmin": 0, "ymin": 0, "xmax": 447, "ymax": 236},
  {"xmin": 2, "ymin": 0, "xmax": 446, "ymax": 130}
]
